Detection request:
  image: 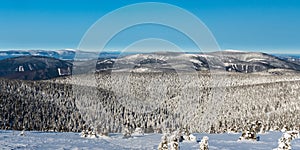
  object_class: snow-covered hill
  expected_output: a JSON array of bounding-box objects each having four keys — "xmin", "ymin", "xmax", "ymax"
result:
[
  {"xmin": 96, "ymin": 51, "xmax": 300, "ymax": 73},
  {"xmin": 0, "ymin": 56, "xmax": 72, "ymax": 80},
  {"xmin": 1, "ymin": 50, "xmax": 300, "ymax": 74},
  {"xmin": 211, "ymin": 51, "xmax": 300, "ymax": 73}
]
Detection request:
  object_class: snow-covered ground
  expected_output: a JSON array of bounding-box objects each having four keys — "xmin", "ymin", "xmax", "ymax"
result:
[{"xmin": 1, "ymin": 130, "xmax": 300, "ymax": 150}]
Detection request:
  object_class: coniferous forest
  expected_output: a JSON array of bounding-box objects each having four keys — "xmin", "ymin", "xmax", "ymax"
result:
[{"xmin": 1, "ymin": 72, "xmax": 300, "ymax": 135}]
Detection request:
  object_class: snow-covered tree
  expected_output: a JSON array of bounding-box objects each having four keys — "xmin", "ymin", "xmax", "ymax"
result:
[
  {"xmin": 132, "ymin": 127, "xmax": 144, "ymax": 136},
  {"xmin": 276, "ymin": 133, "xmax": 292, "ymax": 150},
  {"xmin": 170, "ymin": 135, "xmax": 179, "ymax": 150},
  {"xmin": 275, "ymin": 131, "xmax": 300, "ymax": 150},
  {"xmin": 80, "ymin": 130, "xmax": 88, "ymax": 138},
  {"xmin": 96, "ymin": 125, "xmax": 109, "ymax": 137},
  {"xmin": 190, "ymin": 134, "xmax": 197, "ymax": 142},
  {"xmin": 3, "ymin": 69, "xmax": 300, "ymax": 135},
  {"xmin": 182, "ymin": 126, "xmax": 191, "ymax": 141},
  {"xmin": 178, "ymin": 126, "xmax": 196, "ymax": 142},
  {"xmin": 101, "ymin": 127, "xmax": 109, "ymax": 136},
  {"xmin": 90, "ymin": 131, "xmax": 98, "ymax": 138},
  {"xmin": 19, "ymin": 130, "xmax": 25, "ymax": 136},
  {"xmin": 199, "ymin": 136, "xmax": 209, "ymax": 150},
  {"xmin": 158, "ymin": 135, "xmax": 168, "ymax": 150},
  {"xmin": 19, "ymin": 126, "xmax": 26, "ymax": 136},
  {"xmin": 239, "ymin": 122, "xmax": 259, "ymax": 141},
  {"xmin": 122, "ymin": 126, "xmax": 131, "ymax": 138}
]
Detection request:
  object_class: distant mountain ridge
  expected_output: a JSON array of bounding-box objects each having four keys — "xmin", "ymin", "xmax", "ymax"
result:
[
  {"xmin": 96, "ymin": 51, "xmax": 300, "ymax": 73},
  {"xmin": 275, "ymin": 54, "xmax": 300, "ymax": 66},
  {"xmin": 0, "ymin": 49, "xmax": 135, "ymax": 61},
  {"xmin": 0, "ymin": 50, "xmax": 76, "ymax": 60},
  {"xmin": 1, "ymin": 50, "xmax": 300, "ymax": 80}
]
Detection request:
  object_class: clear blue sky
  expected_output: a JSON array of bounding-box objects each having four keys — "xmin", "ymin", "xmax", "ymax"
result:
[{"xmin": 0, "ymin": 0, "xmax": 299, "ymax": 54}]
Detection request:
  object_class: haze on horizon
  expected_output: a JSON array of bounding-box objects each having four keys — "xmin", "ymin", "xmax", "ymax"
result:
[{"xmin": 0, "ymin": 0, "xmax": 299, "ymax": 54}]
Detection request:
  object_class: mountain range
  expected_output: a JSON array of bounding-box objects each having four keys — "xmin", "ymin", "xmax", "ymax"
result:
[
  {"xmin": 0, "ymin": 50, "xmax": 300, "ymax": 80},
  {"xmin": 96, "ymin": 50, "xmax": 300, "ymax": 74}
]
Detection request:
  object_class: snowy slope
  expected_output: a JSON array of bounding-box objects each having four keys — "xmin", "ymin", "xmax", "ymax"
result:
[{"xmin": 1, "ymin": 130, "xmax": 300, "ymax": 150}]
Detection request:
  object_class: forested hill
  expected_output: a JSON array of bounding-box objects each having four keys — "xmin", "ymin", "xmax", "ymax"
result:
[
  {"xmin": 1, "ymin": 73, "xmax": 300, "ymax": 133},
  {"xmin": 0, "ymin": 56, "xmax": 72, "ymax": 80}
]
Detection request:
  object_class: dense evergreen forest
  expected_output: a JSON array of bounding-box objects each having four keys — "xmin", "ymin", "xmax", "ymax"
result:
[{"xmin": 1, "ymin": 72, "xmax": 300, "ymax": 134}]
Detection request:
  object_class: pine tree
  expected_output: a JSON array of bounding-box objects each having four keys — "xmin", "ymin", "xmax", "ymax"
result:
[
  {"xmin": 275, "ymin": 131, "xmax": 299, "ymax": 150},
  {"xmin": 170, "ymin": 134, "xmax": 179, "ymax": 150},
  {"xmin": 19, "ymin": 126, "xmax": 26, "ymax": 136},
  {"xmin": 158, "ymin": 135, "xmax": 168, "ymax": 150},
  {"xmin": 238, "ymin": 122, "xmax": 258, "ymax": 141},
  {"xmin": 182, "ymin": 126, "xmax": 191, "ymax": 141},
  {"xmin": 122, "ymin": 126, "xmax": 131, "ymax": 139},
  {"xmin": 80, "ymin": 130, "xmax": 88, "ymax": 138},
  {"xmin": 199, "ymin": 136, "xmax": 209, "ymax": 150},
  {"xmin": 276, "ymin": 133, "xmax": 292, "ymax": 150},
  {"xmin": 90, "ymin": 131, "xmax": 98, "ymax": 138}
]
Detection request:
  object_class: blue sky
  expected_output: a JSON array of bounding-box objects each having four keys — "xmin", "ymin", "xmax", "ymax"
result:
[{"xmin": 0, "ymin": 0, "xmax": 300, "ymax": 54}]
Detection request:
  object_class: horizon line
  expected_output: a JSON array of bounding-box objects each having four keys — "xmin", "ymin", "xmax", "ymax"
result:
[{"xmin": 0, "ymin": 48, "xmax": 299, "ymax": 55}]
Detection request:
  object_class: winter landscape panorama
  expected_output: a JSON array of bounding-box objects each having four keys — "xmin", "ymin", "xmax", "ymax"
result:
[{"xmin": 1, "ymin": 1, "xmax": 300, "ymax": 150}]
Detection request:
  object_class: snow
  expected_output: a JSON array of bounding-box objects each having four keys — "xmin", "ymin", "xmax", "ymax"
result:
[
  {"xmin": 62, "ymin": 48, "xmax": 77, "ymax": 52},
  {"xmin": 133, "ymin": 67, "xmax": 151, "ymax": 72},
  {"xmin": 223, "ymin": 49, "xmax": 245, "ymax": 52},
  {"xmin": 189, "ymin": 59, "xmax": 202, "ymax": 64},
  {"xmin": 198, "ymin": 54, "xmax": 215, "ymax": 58},
  {"xmin": 1, "ymin": 130, "xmax": 300, "ymax": 150},
  {"xmin": 247, "ymin": 58, "xmax": 268, "ymax": 62}
]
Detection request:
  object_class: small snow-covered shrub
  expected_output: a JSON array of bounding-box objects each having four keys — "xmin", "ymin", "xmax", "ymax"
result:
[
  {"xmin": 158, "ymin": 135, "xmax": 168, "ymax": 150},
  {"xmin": 90, "ymin": 131, "xmax": 98, "ymax": 138},
  {"xmin": 80, "ymin": 129, "xmax": 99, "ymax": 138},
  {"xmin": 281, "ymin": 126, "xmax": 288, "ymax": 132},
  {"xmin": 276, "ymin": 133, "xmax": 292, "ymax": 150},
  {"xmin": 132, "ymin": 127, "xmax": 144, "ymax": 136},
  {"xmin": 239, "ymin": 130, "xmax": 257, "ymax": 141},
  {"xmin": 170, "ymin": 130, "xmax": 184, "ymax": 143},
  {"xmin": 179, "ymin": 127, "xmax": 196, "ymax": 142},
  {"xmin": 122, "ymin": 126, "xmax": 132, "ymax": 139},
  {"xmin": 19, "ymin": 130, "xmax": 25, "ymax": 136},
  {"xmin": 199, "ymin": 136, "xmax": 209, "ymax": 150},
  {"xmin": 80, "ymin": 126, "xmax": 99, "ymax": 138},
  {"xmin": 286, "ymin": 130, "xmax": 299, "ymax": 139},
  {"xmin": 80, "ymin": 130, "xmax": 88, "ymax": 138},
  {"xmin": 239, "ymin": 122, "xmax": 260, "ymax": 141},
  {"xmin": 170, "ymin": 135, "xmax": 179, "ymax": 150},
  {"xmin": 259, "ymin": 124, "xmax": 266, "ymax": 134},
  {"xmin": 101, "ymin": 127, "xmax": 109, "ymax": 136},
  {"xmin": 189, "ymin": 134, "xmax": 197, "ymax": 142},
  {"xmin": 96, "ymin": 126, "xmax": 109, "ymax": 137},
  {"xmin": 274, "ymin": 131, "xmax": 299, "ymax": 150},
  {"xmin": 19, "ymin": 126, "xmax": 26, "ymax": 136}
]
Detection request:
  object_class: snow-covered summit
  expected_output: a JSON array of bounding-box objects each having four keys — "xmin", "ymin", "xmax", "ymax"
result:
[{"xmin": 96, "ymin": 51, "xmax": 300, "ymax": 73}]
